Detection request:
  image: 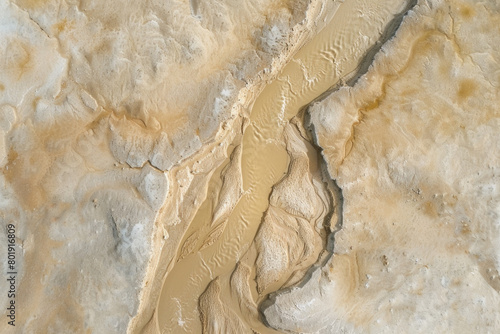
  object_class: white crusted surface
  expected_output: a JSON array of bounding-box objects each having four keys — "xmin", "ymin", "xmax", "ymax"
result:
[{"xmin": 265, "ymin": 0, "xmax": 500, "ymax": 332}]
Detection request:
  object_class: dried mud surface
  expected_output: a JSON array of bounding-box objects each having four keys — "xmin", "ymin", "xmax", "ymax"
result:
[{"xmin": 1, "ymin": 0, "xmax": 499, "ymax": 333}]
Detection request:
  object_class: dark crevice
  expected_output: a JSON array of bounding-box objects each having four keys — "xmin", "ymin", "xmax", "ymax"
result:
[
  {"xmin": 344, "ymin": 0, "xmax": 418, "ymax": 87},
  {"xmin": 259, "ymin": 0, "xmax": 418, "ymax": 327},
  {"xmin": 303, "ymin": 0, "xmax": 418, "ymax": 256},
  {"xmin": 304, "ymin": 0, "xmax": 418, "ymax": 110}
]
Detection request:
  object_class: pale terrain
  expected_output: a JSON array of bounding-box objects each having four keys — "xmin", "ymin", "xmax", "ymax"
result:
[{"xmin": 0, "ymin": 0, "xmax": 499, "ymax": 333}]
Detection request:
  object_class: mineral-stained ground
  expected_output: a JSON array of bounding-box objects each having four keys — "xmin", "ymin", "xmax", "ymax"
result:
[{"xmin": 0, "ymin": 0, "xmax": 499, "ymax": 333}]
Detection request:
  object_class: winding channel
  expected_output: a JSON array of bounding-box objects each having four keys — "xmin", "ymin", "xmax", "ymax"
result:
[{"xmin": 155, "ymin": 0, "xmax": 411, "ymax": 333}]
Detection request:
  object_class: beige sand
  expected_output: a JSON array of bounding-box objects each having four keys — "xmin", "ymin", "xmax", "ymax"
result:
[
  {"xmin": 153, "ymin": 0, "xmax": 412, "ymax": 333},
  {"xmin": 266, "ymin": 0, "xmax": 500, "ymax": 332},
  {"xmin": 0, "ymin": 0, "xmax": 329, "ymax": 332}
]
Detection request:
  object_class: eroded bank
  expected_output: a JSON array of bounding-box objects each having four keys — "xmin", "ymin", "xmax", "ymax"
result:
[{"xmin": 151, "ymin": 1, "xmax": 415, "ymax": 333}]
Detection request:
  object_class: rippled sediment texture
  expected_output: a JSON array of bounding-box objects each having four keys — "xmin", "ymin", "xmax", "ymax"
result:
[
  {"xmin": 289, "ymin": 0, "xmax": 500, "ymax": 332},
  {"xmin": 2, "ymin": 0, "xmax": 500, "ymax": 333},
  {"xmin": 0, "ymin": 0, "xmax": 330, "ymax": 332},
  {"xmin": 155, "ymin": 0, "xmax": 418, "ymax": 333}
]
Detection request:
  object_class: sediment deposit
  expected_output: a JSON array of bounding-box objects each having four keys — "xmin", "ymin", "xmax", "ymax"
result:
[{"xmin": 1, "ymin": 0, "xmax": 499, "ymax": 333}]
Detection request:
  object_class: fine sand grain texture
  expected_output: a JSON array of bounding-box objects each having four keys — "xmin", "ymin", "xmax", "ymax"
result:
[
  {"xmin": 0, "ymin": 0, "xmax": 331, "ymax": 332},
  {"xmin": 155, "ymin": 0, "xmax": 421, "ymax": 333},
  {"xmin": 277, "ymin": 0, "xmax": 500, "ymax": 332},
  {"xmin": 1, "ymin": 0, "xmax": 499, "ymax": 333}
]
